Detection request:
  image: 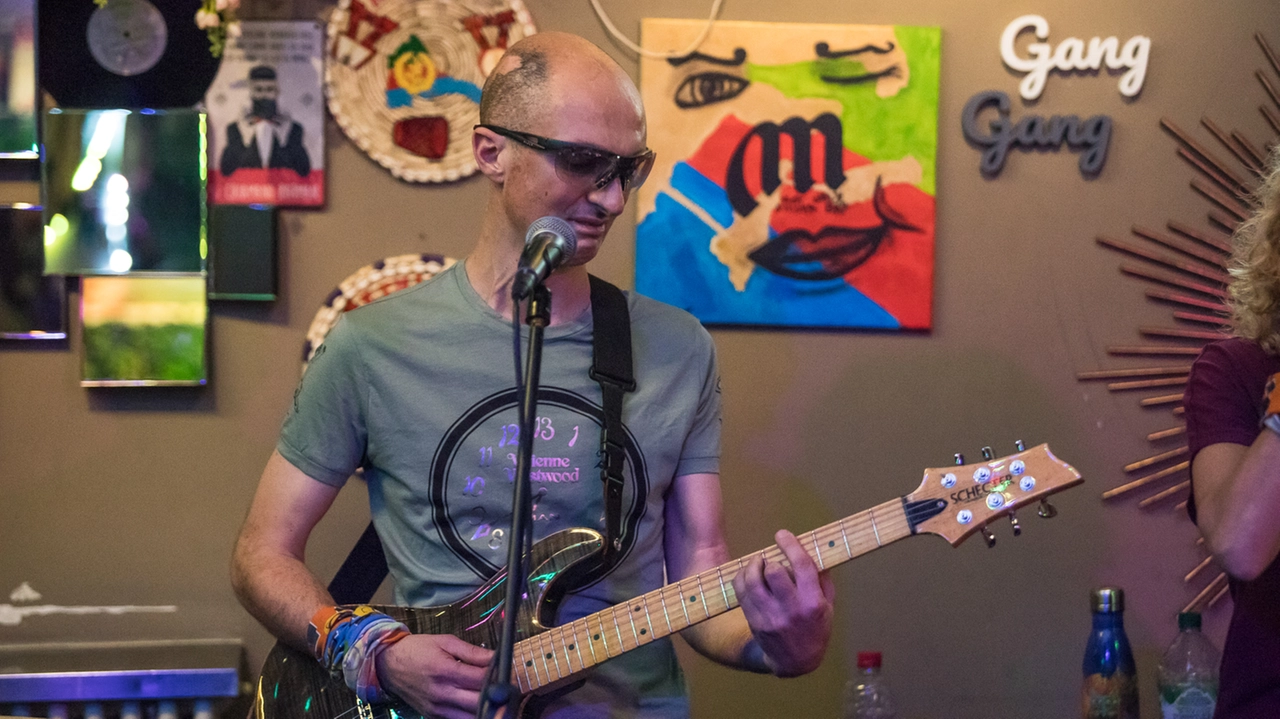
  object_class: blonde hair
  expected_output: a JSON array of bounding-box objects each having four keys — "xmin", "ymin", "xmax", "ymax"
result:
[{"xmin": 1229, "ymin": 146, "xmax": 1280, "ymax": 355}]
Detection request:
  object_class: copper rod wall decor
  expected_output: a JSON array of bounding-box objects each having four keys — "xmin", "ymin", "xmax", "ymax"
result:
[
  {"xmin": 1176, "ymin": 147, "xmax": 1247, "ymax": 200},
  {"xmin": 1108, "ymin": 345, "xmax": 1205, "ymax": 356},
  {"xmin": 1101, "ymin": 461, "xmax": 1189, "ymax": 499},
  {"xmin": 1077, "ymin": 366, "xmax": 1191, "ymax": 380},
  {"xmin": 1174, "ymin": 310, "xmax": 1232, "ymax": 326},
  {"xmin": 1208, "ymin": 581, "xmax": 1231, "ymax": 609},
  {"xmin": 1139, "ymin": 393, "xmax": 1185, "ymax": 407},
  {"xmin": 1139, "ymin": 480, "xmax": 1190, "ymax": 508},
  {"xmin": 1139, "ymin": 327, "xmax": 1226, "ymax": 341},
  {"xmin": 1258, "ymin": 32, "xmax": 1280, "ymax": 77},
  {"xmin": 1184, "ymin": 572, "xmax": 1229, "ymax": 614},
  {"xmin": 1209, "ymin": 210, "xmax": 1242, "ymax": 234},
  {"xmin": 1145, "ymin": 289, "xmax": 1229, "ymax": 313},
  {"xmin": 1148, "ymin": 426, "xmax": 1187, "ymax": 441},
  {"xmin": 1201, "ymin": 117, "xmax": 1263, "ymax": 174},
  {"xmin": 1264, "ymin": 105, "xmax": 1280, "ymax": 136},
  {"xmin": 1108, "ymin": 377, "xmax": 1189, "ymax": 391},
  {"xmin": 1124, "ymin": 446, "xmax": 1189, "ymax": 472},
  {"xmin": 1258, "ymin": 70, "xmax": 1280, "ymax": 112},
  {"xmin": 1132, "ymin": 225, "xmax": 1230, "ymax": 267},
  {"xmin": 1120, "ymin": 265, "xmax": 1227, "ymax": 298},
  {"xmin": 1192, "ymin": 178, "xmax": 1251, "ymax": 221},
  {"xmin": 1098, "ymin": 236, "xmax": 1231, "ymax": 284},
  {"xmin": 1160, "ymin": 117, "xmax": 1252, "ymax": 192},
  {"xmin": 1167, "ymin": 220, "xmax": 1233, "ymax": 253},
  {"xmin": 1232, "ymin": 131, "xmax": 1268, "ymax": 170},
  {"xmin": 1185, "ymin": 555, "xmax": 1214, "ymax": 583}
]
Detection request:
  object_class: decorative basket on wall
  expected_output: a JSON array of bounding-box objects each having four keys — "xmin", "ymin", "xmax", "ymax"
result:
[{"xmin": 325, "ymin": 0, "xmax": 536, "ymax": 182}]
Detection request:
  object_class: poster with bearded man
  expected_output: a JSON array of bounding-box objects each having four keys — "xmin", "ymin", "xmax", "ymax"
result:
[{"xmin": 206, "ymin": 21, "xmax": 325, "ymax": 207}]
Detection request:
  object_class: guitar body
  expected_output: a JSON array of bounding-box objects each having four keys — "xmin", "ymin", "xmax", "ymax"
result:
[{"xmin": 252, "ymin": 527, "xmax": 606, "ymax": 719}]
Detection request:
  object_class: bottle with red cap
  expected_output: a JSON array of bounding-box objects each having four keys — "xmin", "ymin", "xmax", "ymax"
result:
[{"xmin": 843, "ymin": 651, "xmax": 898, "ymax": 719}]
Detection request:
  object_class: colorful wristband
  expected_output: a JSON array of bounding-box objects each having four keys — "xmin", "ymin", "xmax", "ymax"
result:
[
  {"xmin": 307, "ymin": 605, "xmax": 411, "ymax": 704},
  {"xmin": 1266, "ymin": 372, "xmax": 1280, "ymax": 418}
]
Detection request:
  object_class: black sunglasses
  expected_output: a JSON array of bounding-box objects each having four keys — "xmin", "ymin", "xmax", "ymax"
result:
[{"xmin": 477, "ymin": 124, "xmax": 656, "ymax": 192}]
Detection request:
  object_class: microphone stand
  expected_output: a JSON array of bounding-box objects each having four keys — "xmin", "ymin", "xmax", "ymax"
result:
[{"xmin": 479, "ymin": 283, "xmax": 551, "ymax": 719}]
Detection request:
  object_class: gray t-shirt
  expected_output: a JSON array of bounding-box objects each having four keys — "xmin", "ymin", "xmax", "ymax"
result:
[{"xmin": 279, "ymin": 260, "xmax": 721, "ymax": 717}]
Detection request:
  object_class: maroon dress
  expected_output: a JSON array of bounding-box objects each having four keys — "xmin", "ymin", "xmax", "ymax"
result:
[{"xmin": 1185, "ymin": 338, "xmax": 1280, "ymax": 718}]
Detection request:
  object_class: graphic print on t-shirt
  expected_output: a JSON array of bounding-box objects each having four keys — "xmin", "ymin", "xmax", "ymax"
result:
[{"xmin": 429, "ymin": 386, "xmax": 649, "ymax": 583}]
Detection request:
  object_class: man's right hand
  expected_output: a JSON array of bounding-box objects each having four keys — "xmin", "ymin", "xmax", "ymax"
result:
[{"xmin": 375, "ymin": 634, "xmax": 495, "ymax": 719}]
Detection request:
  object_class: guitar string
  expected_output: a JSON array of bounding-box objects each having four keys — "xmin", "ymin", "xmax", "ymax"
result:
[{"xmin": 516, "ymin": 504, "xmax": 912, "ymax": 686}]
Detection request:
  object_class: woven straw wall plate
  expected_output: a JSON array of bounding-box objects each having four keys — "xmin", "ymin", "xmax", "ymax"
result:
[
  {"xmin": 325, "ymin": 0, "xmax": 535, "ymax": 183},
  {"xmin": 302, "ymin": 253, "xmax": 456, "ymax": 372}
]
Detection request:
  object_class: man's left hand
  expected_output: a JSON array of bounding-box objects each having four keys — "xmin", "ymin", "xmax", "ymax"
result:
[{"xmin": 732, "ymin": 529, "xmax": 836, "ymax": 677}]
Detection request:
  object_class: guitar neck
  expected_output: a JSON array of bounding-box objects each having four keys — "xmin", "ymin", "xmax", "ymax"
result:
[{"xmin": 512, "ymin": 497, "xmax": 911, "ymax": 693}]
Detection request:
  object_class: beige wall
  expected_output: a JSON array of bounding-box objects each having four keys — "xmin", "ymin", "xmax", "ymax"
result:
[{"xmin": 3, "ymin": 1, "xmax": 1276, "ymax": 717}]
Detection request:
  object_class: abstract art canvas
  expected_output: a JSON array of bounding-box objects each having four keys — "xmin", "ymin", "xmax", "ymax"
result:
[{"xmin": 636, "ymin": 19, "xmax": 939, "ymax": 329}]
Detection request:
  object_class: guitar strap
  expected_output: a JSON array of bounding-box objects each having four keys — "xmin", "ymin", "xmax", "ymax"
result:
[{"xmin": 328, "ymin": 275, "xmax": 635, "ymax": 603}]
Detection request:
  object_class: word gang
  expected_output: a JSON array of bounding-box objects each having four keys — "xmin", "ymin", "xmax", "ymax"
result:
[
  {"xmin": 962, "ymin": 90, "xmax": 1111, "ymax": 177},
  {"xmin": 1000, "ymin": 15, "xmax": 1151, "ymax": 101}
]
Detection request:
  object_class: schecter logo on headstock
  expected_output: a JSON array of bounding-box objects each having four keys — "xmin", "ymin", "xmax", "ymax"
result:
[{"xmin": 950, "ymin": 475, "xmax": 1013, "ymax": 506}]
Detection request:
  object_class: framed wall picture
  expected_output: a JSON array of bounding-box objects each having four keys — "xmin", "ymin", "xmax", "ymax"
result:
[
  {"xmin": 205, "ymin": 21, "xmax": 325, "ymax": 207},
  {"xmin": 0, "ymin": 0, "xmax": 38, "ymax": 158},
  {"xmin": 42, "ymin": 109, "xmax": 206, "ymax": 275},
  {"xmin": 0, "ymin": 205, "xmax": 66, "ymax": 339},
  {"xmin": 80, "ymin": 274, "xmax": 208, "ymax": 387},
  {"xmin": 636, "ymin": 19, "xmax": 940, "ymax": 330}
]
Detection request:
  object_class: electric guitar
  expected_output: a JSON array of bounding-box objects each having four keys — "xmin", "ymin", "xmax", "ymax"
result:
[{"xmin": 252, "ymin": 443, "xmax": 1082, "ymax": 719}]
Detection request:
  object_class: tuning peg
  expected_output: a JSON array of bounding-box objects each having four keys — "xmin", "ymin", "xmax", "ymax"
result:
[
  {"xmin": 1037, "ymin": 498, "xmax": 1058, "ymax": 519},
  {"xmin": 954, "ymin": 453, "xmax": 965, "ymax": 465},
  {"xmin": 981, "ymin": 446, "xmax": 993, "ymax": 460},
  {"xmin": 1015, "ymin": 439, "xmax": 1026, "ymax": 452},
  {"xmin": 1009, "ymin": 512, "xmax": 1022, "ymax": 536},
  {"xmin": 981, "ymin": 526, "xmax": 997, "ymax": 548}
]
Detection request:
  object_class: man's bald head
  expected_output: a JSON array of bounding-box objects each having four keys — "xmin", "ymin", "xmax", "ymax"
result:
[{"xmin": 478, "ymin": 32, "xmax": 641, "ymax": 133}]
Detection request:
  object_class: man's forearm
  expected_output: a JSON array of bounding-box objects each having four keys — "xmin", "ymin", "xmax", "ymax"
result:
[
  {"xmin": 679, "ymin": 610, "xmax": 771, "ymax": 674},
  {"xmin": 231, "ymin": 543, "xmax": 335, "ymax": 652}
]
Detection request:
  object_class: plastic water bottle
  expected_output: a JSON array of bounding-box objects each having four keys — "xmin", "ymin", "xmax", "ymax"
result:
[
  {"xmin": 1157, "ymin": 612, "xmax": 1220, "ymax": 719},
  {"xmin": 1082, "ymin": 587, "xmax": 1138, "ymax": 719},
  {"xmin": 843, "ymin": 651, "xmax": 897, "ymax": 719}
]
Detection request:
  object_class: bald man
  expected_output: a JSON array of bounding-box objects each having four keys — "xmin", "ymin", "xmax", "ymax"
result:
[{"xmin": 231, "ymin": 32, "xmax": 834, "ymax": 719}]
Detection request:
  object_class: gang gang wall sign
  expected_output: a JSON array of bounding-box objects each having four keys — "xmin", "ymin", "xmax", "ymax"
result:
[{"xmin": 962, "ymin": 15, "xmax": 1151, "ymax": 178}]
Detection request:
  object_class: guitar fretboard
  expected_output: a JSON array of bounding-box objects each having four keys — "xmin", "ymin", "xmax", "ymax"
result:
[{"xmin": 511, "ymin": 498, "xmax": 910, "ymax": 692}]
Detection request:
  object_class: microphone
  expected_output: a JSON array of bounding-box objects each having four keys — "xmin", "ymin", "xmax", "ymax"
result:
[{"xmin": 512, "ymin": 216, "xmax": 578, "ymax": 301}]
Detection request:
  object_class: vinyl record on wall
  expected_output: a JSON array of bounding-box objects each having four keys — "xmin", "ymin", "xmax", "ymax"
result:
[{"xmin": 40, "ymin": 0, "xmax": 221, "ymax": 108}]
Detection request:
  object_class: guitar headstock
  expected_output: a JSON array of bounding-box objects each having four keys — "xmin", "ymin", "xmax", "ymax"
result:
[{"xmin": 905, "ymin": 443, "xmax": 1082, "ymax": 547}]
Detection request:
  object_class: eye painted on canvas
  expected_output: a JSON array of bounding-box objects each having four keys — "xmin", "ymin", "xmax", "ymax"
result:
[
  {"xmin": 668, "ymin": 48, "xmax": 750, "ymax": 109},
  {"xmin": 813, "ymin": 41, "xmax": 903, "ymax": 86}
]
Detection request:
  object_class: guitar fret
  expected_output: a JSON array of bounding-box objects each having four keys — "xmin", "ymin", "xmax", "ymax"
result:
[
  {"xmin": 839, "ymin": 517, "xmax": 853, "ymax": 558},
  {"xmin": 810, "ymin": 532, "xmax": 825, "ymax": 569},
  {"xmin": 542, "ymin": 632, "xmax": 561, "ymax": 680},
  {"xmin": 611, "ymin": 607, "xmax": 626, "ymax": 651},
  {"xmin": 582, "ymin": 617, "xmax": 599, "ymax": 665},
  {"xmin": 539, "ymin": 632, "xmax": 555, "ymax": 681},
  {"xmin": 557, "ymin": 628, "xmax": 575, "ymax": 674},
  {"xmin": 869, "ymin": 508, "xmax": 882, "ymax": 546},
  {"xmin": 625, "ymin": 603, "xmax": 640, "ymax": 646},
  {"xmin": 714, "ymin": 566, "xmax": 731, "ymax": 609},
  {"xmin": 571, "ymin": 625, "xmax": 586, "ymax": 670},
  {"xmin": 675, "ymin": 582, "xmax": 691, "ymax": 627},
  {"xmin": 641, "ymin": 601, "xmax": 655, "ymax": 640},
  {"xmin": 660, "ymin": 587, "xmax": 673, "ymax": 633},
  {"xmin": 527, "ymin": 643, "xmax": 544, "ymax": 688},
  {"xmin": 695, "ymin": 573, "xmax": 710, "ymax": 619}
]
